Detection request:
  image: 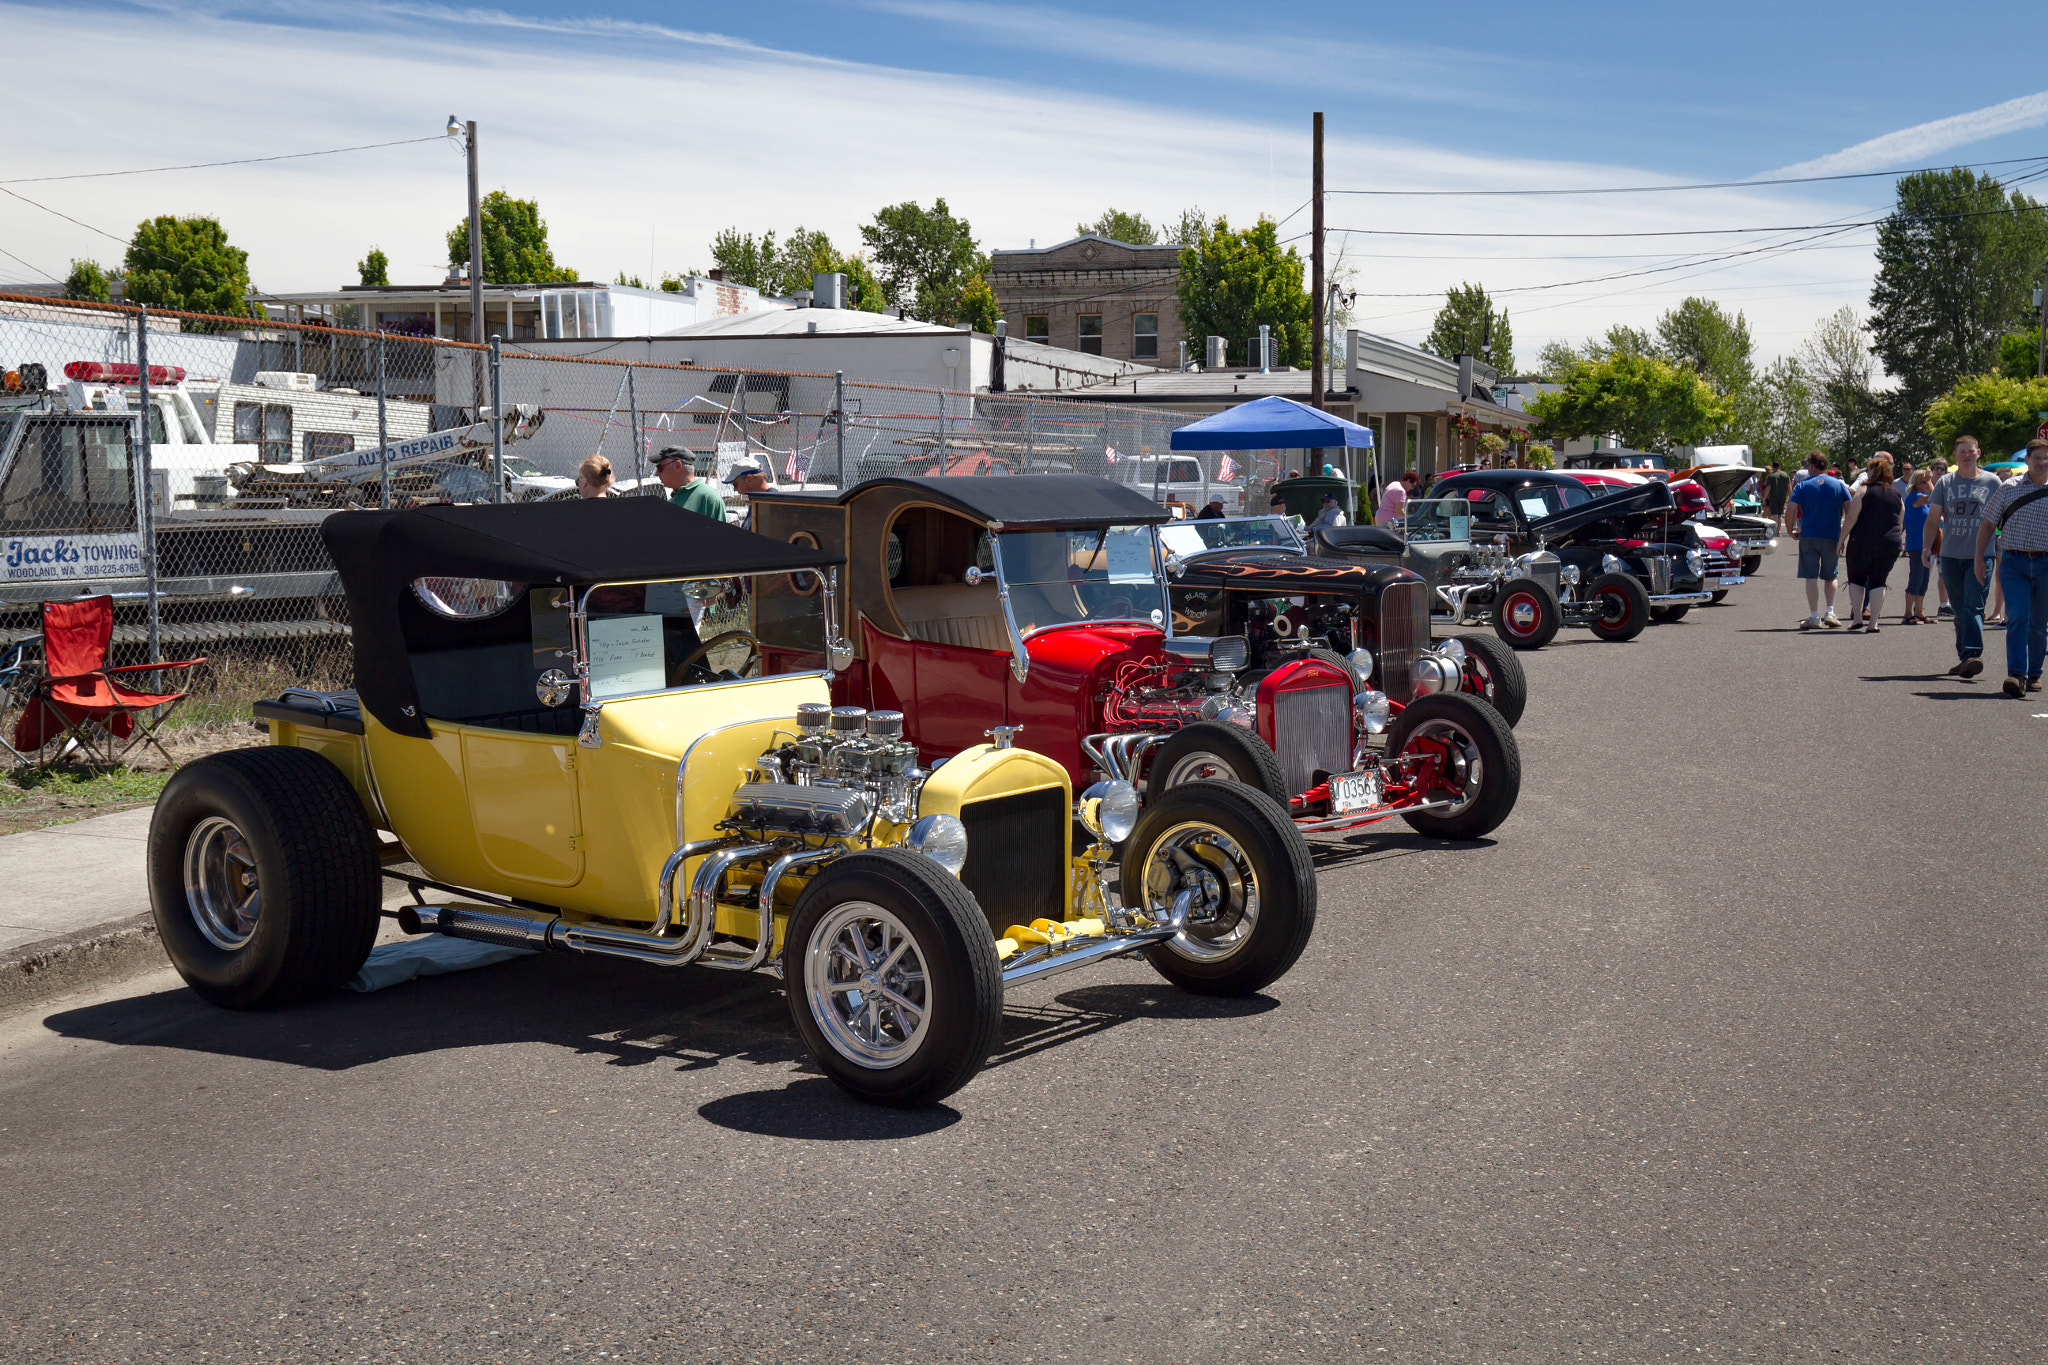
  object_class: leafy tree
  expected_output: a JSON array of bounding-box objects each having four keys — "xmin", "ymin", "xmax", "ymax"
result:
[
  {"xmin": 708, "ymin": 227, "xmax": 778, "ymax": 289},
  {"xmin": 1748, "ymin": 356, "xmax": 1825, "ymax": 469},
  {"xmin": 1656, "ymin": 297, "xmax": 1753, "ymax": 397},
  {"xmin": 832, "ymin": 253, "xmax": 888, "ymax": 313},
  {"xmin": 704, "ymin": 225, "xmax": 886, "ymax": 309},
  {"xmin": 860, "ymin": 198, "xmax": 986, "ymax": 323},
  {"xmin": 1999, "ymin": 328, "xmax": 2044, "ymax": 379},
  {"xmin": 1799, "ymin": 306, "xmax": 1913, "ymax": 459},
  {"xmin": 1538, "ymin": 324, "xmax": 1655, "ymax": 378},
  {"xmin": 1869, "ymin": 168, "xmax": 2048, "ymax": 422},
  {"xmin": 1525, "ymin": 351, "xmax": 1728, "ymax": 452},
  {"xmin": 614, "ymin": 271, "xmax": 646, "ymax": 288},
  {"xmin": 356, "ymin": 248, "xmax": 390, "ymax": 287},
  {"xmin": 1075, "ymin": 209, "xmax": 1158, "ymax": 245},
  {"xmin": 1168, "ymin": 207, "xmax": 1209, "ymax": 247},
  {"xmin": 1923, "ymin": 372, "xmax": 2048, "ymax": 454},
  {"xmin": 1424, "ymin": 282, "xmax": 1514, "ymax": 375},
  {"xmin": 63, "ymin": 258, "xmax": 113, "ymax": 303},
  {"xmin": 123, "ymin": 215, "xmax": 259, "ymax": 318},
  {"xmin": 1175, "ymin": 215, "xmax": 1312, "ymax": 368},
  {"xmin": 445, "ymin": 191, "xmax": 576, "ymax": 284},
  {"xmin": 956, "ymin": 275, "xmax": 1001, "ymax": 333}
]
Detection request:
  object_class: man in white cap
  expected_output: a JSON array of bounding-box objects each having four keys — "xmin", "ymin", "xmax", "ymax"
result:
[{"xmin": 728, "ymin": 459, "xmax": 771, "ymax": 530}]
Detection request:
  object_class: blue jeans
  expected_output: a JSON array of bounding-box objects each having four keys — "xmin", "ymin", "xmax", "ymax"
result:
[
  {"xmin": 1999, "ymin": 551, "xmax": 2048, "ymax": 680},
  {"xmin": 1905, "ymin": 552, "xmax": 1930, "ymax": 598},
  {"xmin": 1941, "ymin": 555, "xmax": 1986, "ymax": 659}
]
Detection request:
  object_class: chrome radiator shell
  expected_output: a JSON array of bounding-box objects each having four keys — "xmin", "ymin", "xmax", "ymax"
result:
[
  {"xmin": 1271, "ymin": 682, "xmax": 1353, "ymax": 796},
  {"xmin": 1377, "ymin": 578, "xmax": 1426, "ymax": 705}
]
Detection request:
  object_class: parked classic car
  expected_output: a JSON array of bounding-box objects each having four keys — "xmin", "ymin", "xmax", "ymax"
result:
[
  {"xmin": 750, "ymin": 476, "xmax": 1521, "ymax": 841},
  {"xmin": 1569, "ymin": 471, "xmax": 1747, "ymax": 611},
  {"xmin": 1668, "ymin": 464, "xmax": 1778, "ymax": 575},
  {"xmin": 1154, "ymin": 513, "xmax": 1529, "ymax": 727},
  {"xmin": 146, "ymin": 499, "xmax": 1318, "ymax": 1107}
]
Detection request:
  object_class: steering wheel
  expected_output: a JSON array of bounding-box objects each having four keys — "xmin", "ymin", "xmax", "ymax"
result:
[
  {"xmin": 674, "ymin": 629, "xmax": 761, "ymax": 683},
  {"xmin": 1088, "ymin": 595, "xmax": 1139, "ymax": 620}
]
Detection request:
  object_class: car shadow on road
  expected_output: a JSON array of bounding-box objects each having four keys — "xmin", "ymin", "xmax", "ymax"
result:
[
  {"xmin": 697, "ymin": 1077, "xmax": 963, "ymax": 1140},
  {"xmin": 1306, "ymin": 827, "xmax": 1495, "ymax": 870}
]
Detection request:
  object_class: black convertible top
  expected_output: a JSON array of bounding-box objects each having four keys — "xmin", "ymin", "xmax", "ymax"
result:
[
  {"xmin": 755, "ymin": 475, "xmax": 1171, "ymax": 528},
  {"xmin": 322, "ymin": 499, "xmax": 842, "ymax": 738}
]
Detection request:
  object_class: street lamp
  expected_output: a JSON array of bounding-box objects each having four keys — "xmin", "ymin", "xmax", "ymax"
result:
[{"xmin": 447, "ymin": 116, "xmax": 482, "ymax": 345}]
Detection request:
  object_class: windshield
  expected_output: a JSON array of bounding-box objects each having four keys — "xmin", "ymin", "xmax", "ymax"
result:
[
  {"xmin": 502, "ymin": 456, "xmax": 545, "ymax": 478},
  {"xmin": 993, "ymin": 524, "xmax": 1167, "ymax": 634},
  {"xmin": 573, "ymin": 574, "xmax": 778, "ymax": 700},
  {"xmin": 1401, "ymin": 498, "xmax": 1478, "ymax": 544},
  {"xmin": 1157, "ymin": 515, "xmax": 1303, "ymax": 557}
]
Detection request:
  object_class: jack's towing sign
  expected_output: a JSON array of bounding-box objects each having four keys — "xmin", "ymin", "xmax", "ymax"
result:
[{"xmin": 3, "ymin": 533, "xmax": 143, "ymax": 583}]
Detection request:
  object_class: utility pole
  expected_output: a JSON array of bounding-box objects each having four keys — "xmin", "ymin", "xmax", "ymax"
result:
[
  {"xmin": 1310, "ymin": 111, "xmax": 1325, "ymax": 413},
  {"xmin": 2036, "ymin": 261, "xmax": 2046, "ymax": 378},
  {"xmin": 449, "ymin": 117, "xmax": 485, "ymax": 415}
]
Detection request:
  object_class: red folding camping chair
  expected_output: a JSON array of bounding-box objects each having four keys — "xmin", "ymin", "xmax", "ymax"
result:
[{"xmin": 9, "ymin": 596, "xmax": 206, "ymax": 768}]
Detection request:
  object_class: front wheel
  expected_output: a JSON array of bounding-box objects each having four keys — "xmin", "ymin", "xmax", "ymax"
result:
[
  {"xmin": 1491, "ymin": 577, "xmax": 1560, "ymax": 650},
  {"xmin": 783, "ymin": 849, "xmax": 1002, "ymax": 1107},
  {"xmin": 1449, "ymin": 632, "xmax": 1527, "ymax": 728},
  {"xmin": 1146, "ymin": 721, "xmax": 1289, "ymax": 805},
  {"xmin": 1585, "ymin": 572, "xmax": 1650, "ymax": 642},
  {"xmin": 1385, "ymin": 692, "xmax": 1521, "ymax": 840},
  {"xmin": 1708, "ymin": 590, "xmax": 1730, "ymax": 604},
  {"xmin": 1652, "ymin": 604, "xmax": 1692, "ymax": 623},
  {"xmin": 1741, "ymin": 556, "xmax": 1763, "ymax": 576},
  {"xmin": 1122, "ymin": 781, "xmax": 1315, "ymax": 997}
]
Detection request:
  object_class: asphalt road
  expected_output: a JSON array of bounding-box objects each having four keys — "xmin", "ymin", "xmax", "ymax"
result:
[{"xmin": 2, "ymin": 568, "xmax": 2042, "ymax": 1363}]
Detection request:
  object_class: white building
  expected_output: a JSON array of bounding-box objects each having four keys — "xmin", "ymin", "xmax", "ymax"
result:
[{"xmin": 266, "ymin": 275, "xmax": 790, "ymax": 343}]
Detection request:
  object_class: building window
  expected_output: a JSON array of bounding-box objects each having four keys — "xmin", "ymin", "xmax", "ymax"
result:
[
  {"xmin": 1132, "ymin": 313, "xmax": 1158, "ymax": 360},
  {"xmin": 263, "ymin": 404, "xmax": 293, "ymax": 463},
  {"xmin": 1024, "ymin": 314, "xmax": 1049, "ymax": 342},
  {"xmin": 232, "ymin": 401, "xmax": 261, "ymax": 444},
  {"xmin": 1077, "ymin": 314, "xmax": 1103, "ymax": 355},
  {"xmin": 304, "ymin": 432, "xmax": 354, "ymax": 461}
]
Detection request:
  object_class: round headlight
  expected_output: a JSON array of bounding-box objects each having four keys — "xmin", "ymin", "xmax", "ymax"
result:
[
  {"xmin": 1601, "ymin": 553, "xmax": 1624, "ymax": 575},
  {"xmin": 906, "ymin": 813, "xmax": 969, "ymax": 877},
  {"xmin": 1435, "ymin": 637, "xmax": 1467, "ymax": 665},
  {"xmin": 1560, "ymin": 563, "xmax": 1582, "ymax": 586},
  {"xmin": 1353, "ymin": 689, "xmax": 1390, "ymax": 735},
  {"xmin": 1078, "ymin": 780, "xmax": 1140, "ymax": 845},
  {"xmin": 1686, "ymin": 548, "xmax": 1705, "ymax": 575},
  {"xmin": 1347, "ymin": 646, "xmax": 1374, "ymax": 681}
]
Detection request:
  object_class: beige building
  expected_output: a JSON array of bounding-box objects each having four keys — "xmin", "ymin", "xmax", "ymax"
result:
[{"xmin": 988, "ymin": 235, "xmax": 1184, "ymax": 367}]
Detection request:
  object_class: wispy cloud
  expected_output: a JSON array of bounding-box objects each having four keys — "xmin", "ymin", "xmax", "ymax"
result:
[
  {"xmin": 1769, "ymin": 91, "xmax": 2048, "ymax": 177},
  {"xmin": 858, "ymin": 0, "xmax": 1537, "ymax": 108}
]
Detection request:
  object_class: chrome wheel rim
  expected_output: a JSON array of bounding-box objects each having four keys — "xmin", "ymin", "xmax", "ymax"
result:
[
  {"xmin": 1401, "ymin": 719, "xmax": 1483, "ymax": 814},
  {"xmin": 1162, "ymin": 750, "xmax": 1235, "ymax": 786},
  {"xmin": 183, "ymin": 816, "xmax": 261, "ymax": 951},
  {"xmin": 1137, "ymin": 822, "xmax": 1259, "ymax": 963},
  {"xmin": 805, "ymin": 902, "xmax": 932, "ymax": 1070},
  {"xmin": 1503, "ymin": 592, "xmax": 1539, "ymax": 635}
]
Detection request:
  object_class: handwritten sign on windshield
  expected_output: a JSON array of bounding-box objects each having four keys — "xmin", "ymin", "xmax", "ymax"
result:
[{"xmin": 587, "ymin": 614, "xmax": 665, "ymax": 697}]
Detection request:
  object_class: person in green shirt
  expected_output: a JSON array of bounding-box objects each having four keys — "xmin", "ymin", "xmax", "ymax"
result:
[
  {"xmin": 654, "ymin": 447, "xmax": 728, "ymax": 521},
  {"xmin": 1763, "ymin": 459, "xmax": 1793, "ymax": 532}
]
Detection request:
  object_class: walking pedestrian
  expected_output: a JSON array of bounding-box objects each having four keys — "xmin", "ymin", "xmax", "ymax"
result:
[
  {"xmin": 1923, "ymin": 435, "xmax": 2002, "ymax": 678},
  {"xmin": 1762, "ymin": 459, "xmax": 1792, "ymax": 533},
  {"xmin": 1975, "ymin": 438, "xmax": 2048, "ymax": 696},
  {"xmin": 1786, "ymin": 450, "xmax": 1852, "ymax": 629},
  {"xmin": 1837, "ymin": 455, "xmax": 1902, "ymax": 632},
  {"xmin": 1985, "ymin": 462, "xmax": 2020, "ymax": 625},
  {"xmin": 1900, "ymin": 468, "xmax": 1934, "ymax": 623},
  {"xmin": 653, "ymin": 447, "xmax": 727, "ymax": 520},
  {"xmin": 1928, "ymin": 457, "xmax": 1953, "ymax": 617}
]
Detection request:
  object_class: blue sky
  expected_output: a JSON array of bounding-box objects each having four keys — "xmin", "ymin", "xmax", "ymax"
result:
[{"xmin": 6, "ymin": 1, "xmax": 2045, "ymax": 364}]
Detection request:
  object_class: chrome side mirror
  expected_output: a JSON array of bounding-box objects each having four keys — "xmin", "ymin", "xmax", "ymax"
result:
[
  {"xmin": 822, "ymin": 567, "xmax": 856, "ymax": 674},
  {"xmin": 536, "ymin": 668, "xmax": 577, "ymax": 708},
  {"xmin": 964, "ymin": 565, "xmax": 987, "ymax": 585}
]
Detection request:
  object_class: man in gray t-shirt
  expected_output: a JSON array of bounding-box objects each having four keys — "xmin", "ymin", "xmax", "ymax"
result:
[{"xmin": 1924, "ymin": 435, "xmax": 2003, "ymax": 675}]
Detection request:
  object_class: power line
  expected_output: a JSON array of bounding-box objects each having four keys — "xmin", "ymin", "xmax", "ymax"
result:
[
  {"xmin": 0, "ymin": 135, "xmax": 445, "ymax": 185},
  {"xmin": 0, "ymin": 243, "xmax": 59, "ymax": 283},
  {"xmin": 1323, "ymin": 153, "xmax": 2048, "ymax": 197},
  {"xmin": 0, "ymin": 183, "xmax": 280, "ymax": 304}
]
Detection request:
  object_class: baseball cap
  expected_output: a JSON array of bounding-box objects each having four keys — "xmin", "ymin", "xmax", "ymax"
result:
[
  {"xmin": 728, "ymin": 460, "xmax": 768, "ymax": 479},
  {"xmin": 652, "ymin": 447, "xmax": 693, "ymax": 467}
]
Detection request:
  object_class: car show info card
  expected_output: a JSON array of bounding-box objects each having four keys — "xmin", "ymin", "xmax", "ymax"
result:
[{"xmin": 586, "ymin": 614, "xmax": 666, "ymax": 697}]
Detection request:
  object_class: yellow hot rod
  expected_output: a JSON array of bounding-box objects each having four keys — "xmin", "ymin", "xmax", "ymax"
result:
[{"xmin": 147, "ymin": 500, "xmax": 1316, "ymax": 1105}]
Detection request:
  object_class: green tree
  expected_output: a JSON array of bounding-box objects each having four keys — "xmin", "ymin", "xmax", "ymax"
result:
[
  {"xmin": 709, "ymin": 228, "xmax": 777, "ymax": 289},
  {"xmin": 1075, "ymin": 209, "xmax": 1158, "ymax": 245},
  {"xmin": 1656, "ymin": 297, "xmax": 1753, "ymax": 396},
  {"xmin": 1525, "ymin": 351, "xmax": 1728, "ymax": 452},
  {"xmin": 356, "ymin": 248, "xmax": 390, "ymax": 287},
  {"xmin": 445, "ymin": 191, "xmax": 576, "ymax": 284},
  {"xmin": 614, "ymin": 271, "xmax": 646, "ymax": 288},
  {"xmin": 956, "ymin": 275, "xmax": 1001, "ymax": 333},
  {"xmin": 1168, "ymin": 207, "xmax": 1208, "ymax": 247},
  {"xmin": 122, "ymin": 215, "xmax": 259, "ymax": 318},
  {"xmin": 1923, "ymin": 372, "xmax": 2048, "ymax": 454},
  {"xmin": 1869, "ymin": 167, "xmax": 2048, "ymax": 422},
  {"xmin": 63, "ymin": 258, "xmax": 113, "ymax": 303},
  {"xmin": 1175, "ymin": 215, "xmax": 1312, "ymax": 368},
  {"xmin": 859, "ymin": 198, "xmax": 986, "ymax": 323},
  {"xmin": 1424, "ymin": 282, "xmax": 1514, "ymax": 375},
  {"xmin": 1799, "ymin": 306, "xmax": 1912, "ymax": 459},
  {"xmin": 1748, "ymin": 356, "xmax": 1825, "ymax": 469},
  {"xmin": 1998, "ymin": 329, "xmax": 2044, "ymax": 379}
]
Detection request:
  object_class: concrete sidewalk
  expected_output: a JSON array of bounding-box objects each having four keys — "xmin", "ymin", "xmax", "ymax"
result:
[{"xmin": 0, "ymin": 806, "xmax": 155, "ymax": 954}]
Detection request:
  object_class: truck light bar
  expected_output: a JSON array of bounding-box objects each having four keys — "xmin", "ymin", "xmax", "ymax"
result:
[{"xmin": 62, "ymin": 361, "xmax": 187, "ymax": 385}]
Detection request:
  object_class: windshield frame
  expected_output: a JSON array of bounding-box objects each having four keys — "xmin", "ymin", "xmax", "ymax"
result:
[
  {"xmin": 567, "ymin": 568, "xmax": 833, "ymax": 705},
  {"xmin": 988, "ymin": 523, "xmax": 1168, "ymax": 681}
]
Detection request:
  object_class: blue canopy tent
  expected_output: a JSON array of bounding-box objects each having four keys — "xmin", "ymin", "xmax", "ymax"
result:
[{"xmin": 1168, "ymin": 395, "xmax": 1376, "ymax": 453}]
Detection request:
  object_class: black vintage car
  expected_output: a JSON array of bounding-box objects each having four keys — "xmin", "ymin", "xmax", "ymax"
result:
[
  {"xmin": 1158, "ymin": 515, "xmax": 1528, "ymax": 727},
  {"xmin": 1312, "ymin": 472, "xmax": 1714, "ymax": 650}
]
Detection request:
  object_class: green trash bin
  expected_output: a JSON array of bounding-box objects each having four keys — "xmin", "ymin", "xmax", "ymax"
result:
[{"xmin": 1272, "ymin": 474, "xmax": 1358, "ymax": 523}]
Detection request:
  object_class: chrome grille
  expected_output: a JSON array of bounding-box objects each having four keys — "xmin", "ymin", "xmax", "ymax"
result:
[
  {"xmin": 1273, "ymin": 683, "xmax": 1353, "ymax": 796},
  {"xmin": 1377, "ymin": 578, "xmax": 1425, "ymax": 705},
  {"xmin": 958, "ymin": 787, "xmax": 1066, "ymax": 937}
]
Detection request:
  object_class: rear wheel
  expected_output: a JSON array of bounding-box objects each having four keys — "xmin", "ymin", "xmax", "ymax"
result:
[
  {"xmin": 147, "ymin": 747, "xmax": 381, "ymax": 1009},
  {"xmin": 784, "ymin": 849, "xmax": 1002, "ymax": 1107},
  {"xmin": 1741, "ymin": 555, "xmax": 1763, "ymax": 576},
  {"xmin": 1385, "ymin": 692, "xmax": 1520, "ymax": 840},
  {"xmin": 1586, "ymin": 572, "xmax": 1649, "ymax": 642},
  {"xmin": 1146, "ymin": 721, "xmax": 1289, "ymax": 805},
  {"xmin": 1449, "ymin": 633, "xmax": 1527, "ymax": 728},
  {"xmin": 1122, "ymin": 781, "xmax": 1316, "ymax": 997},
  {"xmin": 1652, "ymin": 604, "xmax": 1692, "ymax": 623},
  {"xmin": 1491, "ymin": 577, "xmax": 1560, "ymax": 650}
]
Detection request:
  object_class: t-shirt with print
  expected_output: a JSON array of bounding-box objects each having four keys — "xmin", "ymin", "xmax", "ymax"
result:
[
  {"xmin": 1788, "ymin": 473, "xmax": 1851, "ymax": 539},
  {"xmin": 1928, "ymin": 469, "xmax": 2002, "ymax": 558}
]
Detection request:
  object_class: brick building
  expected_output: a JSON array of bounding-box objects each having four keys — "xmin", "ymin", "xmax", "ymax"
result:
[{"xmin": 988, "ymin": 235, "xmax": 1184, "ymax": 367}]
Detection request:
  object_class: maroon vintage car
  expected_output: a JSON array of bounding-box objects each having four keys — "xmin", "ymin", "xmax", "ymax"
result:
[{"xmin": 751, "ymin": 476, "xmax": 1520, "ymax": 840}]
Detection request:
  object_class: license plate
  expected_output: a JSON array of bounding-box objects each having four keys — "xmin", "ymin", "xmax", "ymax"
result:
[
  {"xmin": 1330, "ymin": 770, "xmax": 1380, "ymax": 814},
  {"xmin": 1718, "ymin": 574, "xmax": 1742, "ymax": 587}
]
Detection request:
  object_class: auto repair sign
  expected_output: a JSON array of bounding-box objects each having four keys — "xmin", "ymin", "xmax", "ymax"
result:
[{"xmin": 2, "ymin": 533, "xmax": 143, "ymax": 582}]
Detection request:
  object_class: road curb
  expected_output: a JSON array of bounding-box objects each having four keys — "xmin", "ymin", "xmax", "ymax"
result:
[{"xmin": 0, "ymin": 913, "xmax": 164, "ymax": 1019}]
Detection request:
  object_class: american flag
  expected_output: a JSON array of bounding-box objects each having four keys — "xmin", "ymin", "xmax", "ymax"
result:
[
  {"xmin": 1217, "ymin": 453, "xmax": 1239, "ymax": 482},
  {"xmin": 784, "ymin": 448, "xmax": 812, "ymax": 482},
  {"xmin": 1105, "ymin": 444, "xmax": 1120, "ymax": 463}
]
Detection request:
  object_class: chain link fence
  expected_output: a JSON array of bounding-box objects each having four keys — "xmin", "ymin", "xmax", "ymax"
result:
[{"xmin": 0, "ymin": 293, "xmax": 1224, "ymax": 749}]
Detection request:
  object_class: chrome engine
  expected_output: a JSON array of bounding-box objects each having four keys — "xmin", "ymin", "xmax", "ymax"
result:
[
  {"xmin": 1101, "ymin": 658, "xmax": 1257, "ymax": 732},
  {"xmin": 734, "ymin": 703, "xmax": 930, "ymax": 835}
]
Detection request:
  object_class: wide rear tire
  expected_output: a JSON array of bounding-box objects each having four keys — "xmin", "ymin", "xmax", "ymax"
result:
[
  {"xmin": 147, "ymin": 747, "xmax": 381, "ymax": 1009},
  {"xmin": 1586, "ymin": 572, "xmax": 1650, "ymax": 642},
  {"xmin": 1491, "ymin": 577, "xmax": 1560, "ymax": 650},
  {"xmin": 1146, "ymin": 721, "xmax": 1289, "ymax": 805},
  {"xmin": 1385, "ymin": 692, "xmax": 1520, "ymax": 840},
  {"xmin": 1122, "ymin": 781, "xmax": 1315, "ymax": 997},
  {"xmin": 1450, "ymin": 632, "xmax": 1527, "ymax": 728},
  {"xmin": 783, "ymin": 849, "xmax": 1002, "ymax": 1107}
]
